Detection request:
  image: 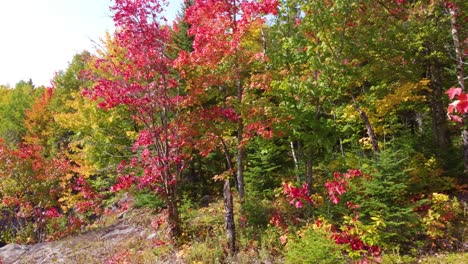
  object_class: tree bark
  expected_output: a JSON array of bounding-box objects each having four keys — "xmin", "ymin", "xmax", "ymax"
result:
[
  {"xmin": 415, "ymin": 112, "xmax": 424, "ymax": 134},
  {"xmin": 236, "ymin": 143, "xmax": 244, "ymax": 200},
  {"xmin": 236, "ymin": 78, "xmax": 245, "ymax": 201},
  {"xmin": 223, "ymin": 179, "xmax": 236, "ymax": 255},
  {"xmin": 352, "ymin": 96, "xmax": 379, "ymax": 152},
  {"xmin": 448, "ymin": 6, "xmax": 465, "ymax": 91},
  {"xmin": 290, "ymin": 141, "xmax": 300, "ymax": 183},
  {"xmin": 448, "ymin": 5, "xmax": 467, "ymax": 174},
  {"xmin": 305, "ymin": 152, "xmax": 313, "ymax": 194},
  {"xmin": 166, "ymin": 185, "xmax": 180, "ymax": 241},
  {"xmin": 427, "ymin": 57, "xmax": 451, "ymax": 149},
  {"xmin": 221, "ymin": 139, "xmax": 236, "ymax": 255}
]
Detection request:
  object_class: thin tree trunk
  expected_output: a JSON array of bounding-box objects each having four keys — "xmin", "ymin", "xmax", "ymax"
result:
[
  {"xmin": 188, "ymin": 151, "xmax": 197, "ymax": 197},
  {"xmin": 352, "ymin": 96, "xmax": 379, "ymax": 152},
  {"xmin": 261, "ymin": 27, "xmax": 267, "ymax": 56},
  {"xmin": 223, "ymin": 179, "xmax": 236, "ymax": 255},
  {"xmin": 232, "ymin": 0, "xmax": 245, "ymax": 202},
  {"xmin": 448, "ymin": 5, "xmax": 467, "ymax": 174},
  {"xmin": 333, "ymin": 112, "xmax": 345, "ymax": 157},
  {"xmin": 339, "ymin": 138, "xmax": 345, "ymax": 157},
  {"xmin": 305, "ymin": 152, "xmax": 313, "ymax": 194},
  {"xmin": 290, "ymin": 141, "xmax": 300, "ymax": 183},
  {"xmin": 221, "ymin": 139, "xmax": 236, "ymax": 255},
  {"xmin": 429, "ymin": 57, "xmax": 451, "ymax": 149},
  {"xmin": 167, "ymin": 185, "xmax": 180, "ymax": 241},
  {"xmin": 448, "ymin": 6, "xmax": 465, "ymax": 91},
  {"xmin": 432, "ymin": 98, "xmax": 451, "ymax": 149},
  {"xmin": 236, "ymin": 78, "xmax": 245, "ymax": 201},
  {"xmin": 237, "ymin": 144, "xmax": 244, "ymax": 200},
  {"xmin": 416, "ymin": 112, "xmax": 424, "ymax": 134}
]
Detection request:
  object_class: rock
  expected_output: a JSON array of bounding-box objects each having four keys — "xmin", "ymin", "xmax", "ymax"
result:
[
  {"xmin": 117, "ymin": 212, "xmax": 126, "ymax": 219},
  {"xmin": 100, "ymin": 224, "xmax": 138, "ymax": 240},
  {"xmin": 199, "ymin": 195, "xmax": 212, "ymax": 207},
  {"xmin": 147, "ymin": 233, "xmax": 157, "ymax": 240},
  {"xmin": 0, "ymin": 222, "xmax": 150, "ymax": 263},
  {"xmin": 0, "ymin": 243, "xmax": 29, "ymax": 264},
  {"xmin": 0, "ymin": 208, "xmax": 161, "ymax": 263}
]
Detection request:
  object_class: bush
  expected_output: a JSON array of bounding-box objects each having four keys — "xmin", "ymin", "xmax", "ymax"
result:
[
  {"xmin": 421, "ymin": 193, "xmax": 463, "ymax": 251},
  {"xmin": 344, "ymin": 149, "xmax": 422, "ymax": 251},
  {"xmin": 133, "ymin": 191, "xmax": 165, "ymax": 209},
  {"xmin": 183, "ymin": 236, "xmax": 225, "ymax": 264},
  {"xmin": 285, "ymin": 226, "xmax": 345, "ymax": 264}
]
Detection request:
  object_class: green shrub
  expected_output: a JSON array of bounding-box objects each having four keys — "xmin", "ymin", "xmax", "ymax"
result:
[
  {"xmin": 244, "ymin": 138, "xmax": 290, "ymax": 199},
  {"xmin": 285, "ymin": 226, "xmax": 345, "ymax": 264},
  {"xmin": 381, "ymin": 247, "xmax": 417, "ymax": 264},
  {"xmin": 243, "ymin": 197, "xmax": 273, "ymax": 228},
  {"xmin": 344, "ymin": 149, "xmax": 422, "ymax": 251},
  {"xmin": 133, "ymin": 191, "xmax": 165, "ymax": 209},
  {"xmin": 419, "ymin": 252, "xmax": 468, "ymax": 264},
  {"xmin": 184, "ymin": 236, "xmax": 225, "ymax": 264}
]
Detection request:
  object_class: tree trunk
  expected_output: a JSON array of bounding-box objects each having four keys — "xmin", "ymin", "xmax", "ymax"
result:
[
  {"xmin": 167, "ymin": 184, "xmax": 180, "ymax": 241},
  {"xmin": 427, "ymin": 57, "xmax": 451, "ymax": 149},
  {"xmin": 305, "ymin": 153, "xmax": 313, "ymax": 194},
  {"xmin": 429, "ymin": 98, "xmax": 451, "ymax": 150},
  {"xmin": 429, "ymin": 98, "xmax": 451, "ymax": 149},
  {"xmin": 415, "ymin": 112, "xmax": 424, "ymax": 134},
  {"xmin": 220, "ymin": 140, "xmax": 237, "ymax": 255},
  {"xmin": 448, "ymin": 6, "xmax": 465, "ymax": 91},
  {"xmin": 352, "ymin": 96, "xmax": 379, "ymax": 152},
  {"xmin": 448, "ymin": 5, "xmax": 467, "ymax": 174},
  {"xmin": 290, "ymin": 141, "xmax": 300, "ymax": 183},
  {"xmin": 261, "ymin": 27, "xmax": 267, "ymax": 56},
  {"xmin": 236, "ymin": 143, "xmax": 244, "ymax": 200},
  {"xmin": 236, "ymin": 78, "xmax": 245, "ymax": 201},
  {"xmin": 223, "ymin": 179, "xmax": 236, "ymax": 255}
]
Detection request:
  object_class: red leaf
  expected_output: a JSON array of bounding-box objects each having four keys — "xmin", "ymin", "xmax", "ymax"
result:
[
  {"xmin": 459, "ymin": 93, "xmax": 468, "ymax": 101},
  {"xmin": 283, "ymin": 182, "xmax": 313, "ymax": 208},
  {"xmin": 448, "ymin": 103, "xmax": 456, "ymax": 114},
  {"xmin": 457, "ymin": 100, "xmax": 468, "ymax": 114},
  {"xmin": 448, "ymin": 114, "xmax": 463, "ymax": 123},
  {"xmin": 446, "ymin": 87, "xmax": 462, "ymax": 100}
]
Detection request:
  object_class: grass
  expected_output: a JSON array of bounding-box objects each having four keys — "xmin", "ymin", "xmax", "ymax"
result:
[{"xmin": 419, "ymin": 252, "xmax": 468, "ymax": 264}]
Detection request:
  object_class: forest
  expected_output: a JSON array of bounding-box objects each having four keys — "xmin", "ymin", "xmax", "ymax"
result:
[{"xmin": 0, "ymin": 0, "xmax": 466, "ymax": 263}]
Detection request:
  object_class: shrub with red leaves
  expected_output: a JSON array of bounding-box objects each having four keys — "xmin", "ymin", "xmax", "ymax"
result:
[{"xmin": 283, "ymin": 182, "xmax": 313, "ymax": 208}]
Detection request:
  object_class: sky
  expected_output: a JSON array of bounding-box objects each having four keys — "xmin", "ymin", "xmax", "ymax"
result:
[{"xmin": 0, "ymin": 0, "xmax": 182, "ymax": 87}]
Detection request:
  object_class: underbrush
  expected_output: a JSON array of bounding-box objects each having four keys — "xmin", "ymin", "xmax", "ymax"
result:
[
  {"xmin": 177, "ymin": 196, "xmax": 284, "ymax": 263},
  {"xmin": 3, "ymin": 182, "xmax": 464, "ymax": 263}
]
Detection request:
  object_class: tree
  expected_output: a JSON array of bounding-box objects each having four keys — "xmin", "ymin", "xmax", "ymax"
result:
[
  {"xmin": 0, "ymin": 81, "xmax": 37, "ymax": 145},
  {"xmin": 175, "ymin": 0, "xmax": 279, "ymax": 253},
  {"xmin": 84, "ymin": 0, "xmax": 186, "ymax": 239},
  {"xmin": 178, "ymin": 0, "xmax": 278, "ymax": 199},
  {"xmin": 445, "ymin": 0, "xmax": 467, "ymax": 174},
  {"xmin": 171, "ymin": 0, "xmax": 194, "ymax": 56},
  {"xmin": 23, "ymin": 88, "xmax": 54, "ymax": 155},
  {"xmin": 0, "ymin": 139, "xmax": 71, "ymax": 242}
]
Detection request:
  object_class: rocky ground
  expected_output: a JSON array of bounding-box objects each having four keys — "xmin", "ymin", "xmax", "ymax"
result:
[
  {"xmin": 0, "ymin": 201, "xmax": 179, "ymax": 264},
  {"xmin": 0, "ymin": 220, "xmax": 148, "ymax": 263}
]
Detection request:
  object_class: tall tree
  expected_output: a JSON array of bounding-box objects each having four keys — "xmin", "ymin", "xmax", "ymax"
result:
[
  {"xmin": 85, "ymin": 0, "xmax": 186, "ymax": 239},
  {"xmin": 23, "ymin": 88, "xmax": 55, "ymax": 154},
  {"xmin": 0, "ymin": 81, "xmax": 37, "ymax": 145},
  {"xmin": 175, "ymin": 0, "xmax": 278, "ymax": 254},
  {"xmin": 445, "ymin": 1, "xmax": 467, "ymax": 173},
  {"xmin": 179, "ymin": 0, "xmax": 278, "ymax": 201}
]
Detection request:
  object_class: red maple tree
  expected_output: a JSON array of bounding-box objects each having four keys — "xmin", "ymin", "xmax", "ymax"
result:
[{"xmin": 84, "ymin": 0, "xmax": 186, "ymax": 238}]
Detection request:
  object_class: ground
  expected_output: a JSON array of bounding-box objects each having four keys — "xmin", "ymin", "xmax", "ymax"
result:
[
  {"xmin": 0, "ymin": 198, "xmax": 466, "ymax": 263},
  {"xmin": 0, "ymin": 206, "xmax": 182, "ymax": 264}
]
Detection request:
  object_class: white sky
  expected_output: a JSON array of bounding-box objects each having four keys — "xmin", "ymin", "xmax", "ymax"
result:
[{"xmin": 0, "ymin": 0, "xmax": 182, "ymax": 87}]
